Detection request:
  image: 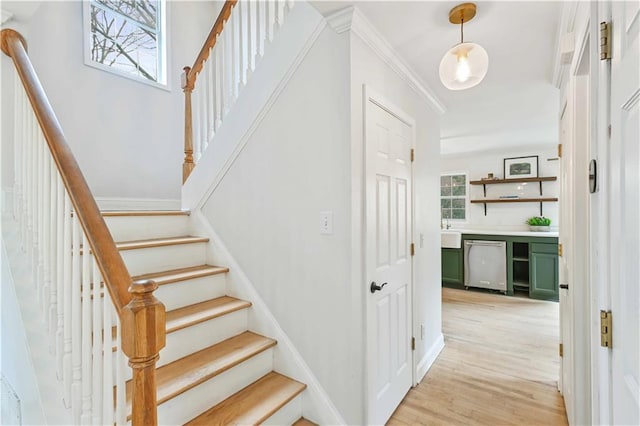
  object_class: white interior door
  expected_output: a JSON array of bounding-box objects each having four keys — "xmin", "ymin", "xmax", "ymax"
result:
[
  {"xmin": 558, "ymin": 99, "xmax": 574, "ymax": 422},
  {"xmin": 364, "ymin": 88, "xmax": 414, "ymax": 425},
  {"xmin": 608, "ymin": 2, "xmax": 640, "ymax": 424}
]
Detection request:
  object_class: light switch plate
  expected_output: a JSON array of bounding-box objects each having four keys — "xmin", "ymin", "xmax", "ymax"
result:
[{"xmin": 320, "ymin": 211, "xmax": 333, "ymax": 235}]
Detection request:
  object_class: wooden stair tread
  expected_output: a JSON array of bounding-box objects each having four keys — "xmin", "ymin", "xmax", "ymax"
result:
[
  {"xmin": 166, "ymin": 296, "xmax": 251, "ymax": 334},
  {"xmin": 125, "ymin": 332, "xmax": 276, "ymax": 417},
  {"xmin": 185, "ymin": 372, "xmax": 307, "ymax": 425},
  {"xmin": 115, "ymin": 236, "xmax": 209, "ymax": 251},
  {"xmin": 101, "ymin": 210, "xmax": 190, "ymax": 217},
  {"xmin": 293, "ymin": 418, "xmax": 318, "ymax": 426},
  {"xmin": 132, "ymin": 265, "xmax": 229, "ymax": 286}
]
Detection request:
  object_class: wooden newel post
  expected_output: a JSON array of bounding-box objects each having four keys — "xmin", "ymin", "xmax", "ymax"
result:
[
  {"xmin": 182, "ymin": 66, "xmax": 195, "ymax": 184},
  {"xmin": 121, "ymin": 279, "xmax": 166, "ymax": 426}
]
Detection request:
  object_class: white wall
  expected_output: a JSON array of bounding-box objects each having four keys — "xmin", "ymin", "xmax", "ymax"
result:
[
  {"xmin": 1, "ymin": 1, "xmax": 219, "ymax": 199},
  {"xmin": 350, "ymin": 33, "xmax": 443, "ymax": 387},
  {"xmin": 441, "ymin": 145, "xmax": 560, "ymax": 230},
  {"xmin": 201, "ymin": 25, "xmax": 359, "ymax": 423}
]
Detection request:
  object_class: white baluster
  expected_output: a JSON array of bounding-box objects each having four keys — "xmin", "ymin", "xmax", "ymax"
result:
[
  {"xmin": 48, "ymin": 158, "xmax": 58, "ymax": 347},
  {"xmin": 284, "ymin": 0, "xmax": 293, "ymax": 18},
  {"xmin": 214, "ymin": 39, "xmax": 223, "ymax": 130},
  {"xmin": 41, "ymin": 134, "xmax": 52, "ymax": 326},
  {"xmin": 36, "ymin": 130, "xmax": 44, "ymax": 303},
  {"xmin": 246, "ymin": 0, "xmax": 255, "ymax": 77},
  {"xmin": 199, "ymin": 77, "xmax": 207, "ymax": 155},
  {"xmin": 222, "ymin": 29, "xmax": 233, "ymax": 116},
  {"xmin": 62, "ymin": 191, "xmax": 72, "ymax": 408},
  {"xmin": 102, "ymin": 293, "xmax": 114, "ymax": 425},
  {"xmin": 71, "ymin": 214, "xmax": 82, "ymax": 421},
  {"xmin": 54, "ymin": 175, "xmax": 65, "ymax": 357},
  {"xmin": 207, "ymin": 55, "xmax": 215, "ymax": 144},
  {"xmin": 115, "ymin": 320, "xmax": 127, "ymax": 425},
  {"xmin": 81, "ymin": 232, "xmax": 93, "ymax": 424},
  {"xmin": 236, "ymin": 0, "xmax": 245, "ymax": 92},
  {"xmin": 91, "ymin": 259, "xmax": 103, "ymax": 425},
  {"xmin": 265, "ymin": 0, "xmax": 273, "ymax": 45},
  {"xmin": 274, "ymin": 0, "xmax": 281, "ymax": 29},
  {"xmin": 255, "ymin": 0, "xmax": 263, "ymax": 66},
  {"xmin": 13, "ymin": 73, "xmax": 21, "ymax": 222},
  {"xmin": 193, "ymin": 87, "xmax": 202, "ymax": 162}
]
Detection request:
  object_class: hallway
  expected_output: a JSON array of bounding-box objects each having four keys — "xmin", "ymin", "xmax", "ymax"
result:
[{"xmin": 389, "ymin": 288, "xmax": 568, "ymax": 425}]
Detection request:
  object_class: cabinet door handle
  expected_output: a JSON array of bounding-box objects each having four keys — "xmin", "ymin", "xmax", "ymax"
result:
[{"xmin": 560, "ymin": 284, "xmax": 569, "ymax": 290}]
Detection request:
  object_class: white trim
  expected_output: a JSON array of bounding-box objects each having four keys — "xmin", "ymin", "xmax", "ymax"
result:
[
  {"xmin": 81, "ymin": 0, "xmax": 170, "ymax": 91},
  {"xmin": 2, "ymin": 187, "xmax": 14, "ymax": 215},
  {"xmin": 182, "ymin": 3, "xmax": 327, "ymax": 210},
  {"xmin": 416, "ymin": 333, "xmax": 444, "ymax": 383},
  {"xmin": 1, "ymin": 8, "xmax": 14, "ymax": 24},
  {"xmin": 189, "ymin": 210, "xmax": 346, "ymax": 425},
  {"xmin": 552, "ymin": 1, "xmax": 579, "ymax": 88},
  {"xmin": 326, "ymin": 6, "xmax": 446, "ymax": 116},
  {"xmin": 93, "ymin": 197, "xmax": 180, "ymax": 211}
]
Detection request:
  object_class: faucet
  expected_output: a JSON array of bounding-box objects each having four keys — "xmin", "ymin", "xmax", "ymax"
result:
[{"xmin": 446, "ymin": 218, "xmax": 451, "ymax": 230}]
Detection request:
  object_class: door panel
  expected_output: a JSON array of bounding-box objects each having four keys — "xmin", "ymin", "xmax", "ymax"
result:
[
  {"xmin": 610, "ymin": 2, "xmax": 640, "ymax": 424},
  {"xmin": 366, "ymin": 90, "xmax": 414, "ymax": 425}
]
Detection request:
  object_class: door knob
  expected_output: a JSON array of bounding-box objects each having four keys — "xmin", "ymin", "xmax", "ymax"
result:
[{"xmin": 370, "ymin": 281, "xmax": 388, "ymax": 293}]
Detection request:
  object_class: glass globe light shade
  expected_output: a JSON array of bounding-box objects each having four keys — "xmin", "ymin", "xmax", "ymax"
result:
[{"xmin": 439, "ymin": 42, "xmax": 489, "ymax": 90}]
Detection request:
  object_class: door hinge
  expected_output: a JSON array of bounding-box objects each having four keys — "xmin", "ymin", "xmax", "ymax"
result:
[
  {"xmin": 558, "ymin": 243, "xmax": 563, "ymax": 257},
  {"xmin": 559, "ymin": 343, "xmax": 563, "ymax": 357},
  {"xmin": 600, "ymin": 22, "xmax": 611, "ymax": 60},
  {"xmin": 558, "ymin": 143, "xmax": 563, "ymax": 158},
  {"xmin": 411, "ymin": 337, "xmax": 415, "ymax": 351},
  {"xmin": 410, "ymin": 148, "xmax": 415, "ymax": 162},
  {"xmin": 600, "ymin": 310, "xmax": 612, "ymax": 348},
  {"xmin": 410, "ymin": 243, "xmax": 415, "ymax": 256}
]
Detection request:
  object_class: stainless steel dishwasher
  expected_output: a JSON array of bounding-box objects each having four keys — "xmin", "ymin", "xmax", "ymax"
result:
[{"xmin": 464, "ymin": 240, "xmax": 507, "ymax": 293}]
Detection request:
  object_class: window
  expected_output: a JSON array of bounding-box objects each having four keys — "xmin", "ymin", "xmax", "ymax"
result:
[
  {"xmin": 441, "ymin": 173, "xmax": 467, "ymax": 220},
  {"xmin": 84, "ymin": 0, "xmax": 167, "ymax": 86}
]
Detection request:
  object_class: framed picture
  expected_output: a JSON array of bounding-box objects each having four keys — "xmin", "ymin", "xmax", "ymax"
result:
[{"xmin": 503, "ymin": 155, "xmax": 539, "ymax": 179}]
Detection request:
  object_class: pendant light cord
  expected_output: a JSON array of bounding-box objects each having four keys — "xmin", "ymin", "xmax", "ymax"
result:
[{"xmin": 460, "ymin": 12, "xmax": 465, "ymax": 43}]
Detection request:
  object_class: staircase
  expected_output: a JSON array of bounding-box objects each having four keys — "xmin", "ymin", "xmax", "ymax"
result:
[{"xmin": 104, "ymin": 210, "xmax": 315, "ymax": 424}]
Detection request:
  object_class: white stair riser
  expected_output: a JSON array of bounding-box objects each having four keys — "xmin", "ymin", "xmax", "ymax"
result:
[
  {"xmin": 104, "ymin": 215, "xmax": 191, "ymax": 241},
  {"xmin": 155, "ymin": 274, "xmax": 226, "ymax": 311},
  {"xmin": 159, "ymin": 309, "xmax": 249, "ymax": 369},
  {"xmin": 263, "ymin": 393, "xmax": 303, "ymax": 425},
  {"xmin": 120, "ymin": 243, "xmax": 207, "ymax": 276},
  {"xmin": 157, "ymin": 349, "xmax": 274, "ymax": 426}
]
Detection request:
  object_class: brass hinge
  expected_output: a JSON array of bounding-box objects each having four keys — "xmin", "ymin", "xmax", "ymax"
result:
[
  {"xmin": 558, "ymin": 243, "xmax": 563, "ymax": 257},
  {"xmin": 600, "ymin": 22, "xmax": 611, "ymax": 60},
  {"xmin": 410, "ymin": 148, "xmax": 415, "ymax": 162},
  {"xmin": 559, "ymin": 343, "xmax": 563, "ymax": 357},
  {"xmin": 411, "ymin": 337, "xmax": 415, "ymax": 351},
  {"xmin": 410, "ymin": 243, "xmax": 415, "ymax": 256},
  {"xmin": 600, "ymin": 310, "xmax": 612, "ymax": 348},
  {"xmin": 558, "ymin": 143, "xmax": 563, "ymax": 158}
]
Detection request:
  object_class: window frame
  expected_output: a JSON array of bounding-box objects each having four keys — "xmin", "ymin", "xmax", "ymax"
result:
[
  {"xmin": 440, "ymin": 172, "xmax": 469, "ymax": 223},
  {"xmin": 82, "ymin": 0, "xmax": 170, "ymax": 90}
]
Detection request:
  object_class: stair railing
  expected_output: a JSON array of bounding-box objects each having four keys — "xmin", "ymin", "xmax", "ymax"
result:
[
  {"xmin": 2, "ymin": 29, "xmax": 165, "ymax": 425},
  {"xmin": 182, "ymin": 0, "xmax": 294, "ymax": 182}
]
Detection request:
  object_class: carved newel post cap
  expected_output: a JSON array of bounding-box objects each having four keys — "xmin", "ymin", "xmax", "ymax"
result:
[{"xmin": 121, "ymin": 279, "xmax": 166, "ymax": 364}]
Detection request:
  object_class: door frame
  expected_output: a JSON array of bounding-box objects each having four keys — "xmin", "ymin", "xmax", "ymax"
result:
[{"xmin": 362, "ymin": 84, "xmax": 416, "ymax": 423}]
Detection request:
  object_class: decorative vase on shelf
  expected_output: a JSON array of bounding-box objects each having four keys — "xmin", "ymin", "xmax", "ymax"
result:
[{"xmin": 529, "ymin": 225, "xmax": 550, "ymax": 232}]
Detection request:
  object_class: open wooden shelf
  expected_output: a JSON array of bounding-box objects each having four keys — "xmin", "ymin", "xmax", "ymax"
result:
[
  {"xmin": 470, "ymin": 177, "xmax": 557, "ymax": 185},
  {"xmin": 471, "ymin": 198, "xmax": 559, "ymax": 204}
]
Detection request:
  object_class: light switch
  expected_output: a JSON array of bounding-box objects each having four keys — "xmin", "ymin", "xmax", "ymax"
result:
[{"xmin": 320, "ymin": 211, "xmax": 333, "ymax": 235}]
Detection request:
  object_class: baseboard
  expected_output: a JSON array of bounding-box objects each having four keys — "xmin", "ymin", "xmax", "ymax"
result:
[
  {"xmin": 416, "ymin": 333, "xmax": 445, "ymax": 384},
  {"xmin": 191, "ymin": 210, "xmax": 345, "ymax": 425},
  {"xmin": 94, "ymin": 197, "xmax": 181, "ymax": 211}
]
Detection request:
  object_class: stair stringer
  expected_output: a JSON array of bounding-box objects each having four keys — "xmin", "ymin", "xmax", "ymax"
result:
[
  {"xmin": 182, "ymin": 1, "xmax": 327, "ymax": 211},
  {"xmin": 190, "ymin": 209, "xmax": 345, "ymax": 425}
]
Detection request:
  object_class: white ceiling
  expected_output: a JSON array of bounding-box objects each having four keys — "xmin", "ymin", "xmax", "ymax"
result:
[{"xmin": 311, "ymin": 1, "xmax": 562, "ymax": 155}]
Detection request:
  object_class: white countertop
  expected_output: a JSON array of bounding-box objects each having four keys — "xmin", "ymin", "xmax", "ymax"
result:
[{"xmin": 445, "ymin": 228, "xmax": 559, "ymax": 238}]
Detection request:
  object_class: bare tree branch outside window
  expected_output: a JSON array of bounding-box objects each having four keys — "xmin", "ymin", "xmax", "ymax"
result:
[{"xmin": 89, "ymin": 0, "xmax": 161, "ymax": 82}]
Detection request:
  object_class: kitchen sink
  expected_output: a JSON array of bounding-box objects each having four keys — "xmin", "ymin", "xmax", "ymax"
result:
[{"xmin": 441, "ymin": 230, "xmax": 462, "ymax": 249}]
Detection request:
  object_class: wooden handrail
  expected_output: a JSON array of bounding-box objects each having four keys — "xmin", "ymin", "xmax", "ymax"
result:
[
  {"xmin": 1, "ymin": 28, "xmax": 165, "ymax": 425},
  {"xmin": 184, "ymin": 0, "xmax": 237, "ymax": 90},
  {"xmin": 181, "ymin": 0, "xmax": 237, "ymax": 183}
]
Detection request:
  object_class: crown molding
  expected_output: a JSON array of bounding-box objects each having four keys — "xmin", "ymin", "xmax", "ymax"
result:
[
  {"xmin": 326, "ymin": 6, "xmax": 447, "ymax": 115},
  {"xmin": 551, "ymin": 1, "xmax": 579, "ymax": 89}
]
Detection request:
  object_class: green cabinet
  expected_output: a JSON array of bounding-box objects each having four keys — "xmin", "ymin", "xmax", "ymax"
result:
[
  {"xmin": 441, "ymin": 248, "xmax": 463, "ymax": 287},
  {"xmin": 530, "ymin": 245, "xmax": 559, "ymax": 301}
]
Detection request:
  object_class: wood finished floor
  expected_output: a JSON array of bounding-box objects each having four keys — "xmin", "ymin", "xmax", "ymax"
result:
[{"xmin": 389, "ymin": 288, "xmax": 568, "ymax": 426}]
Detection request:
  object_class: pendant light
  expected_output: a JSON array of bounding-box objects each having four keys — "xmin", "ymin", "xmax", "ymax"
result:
[{"xmin": 439, "ymin": 3, "xmax": 489, "ymax": 91}]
